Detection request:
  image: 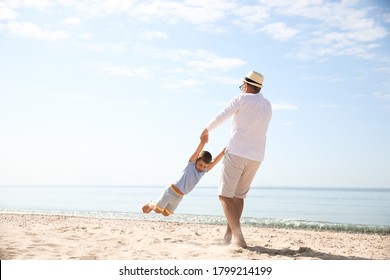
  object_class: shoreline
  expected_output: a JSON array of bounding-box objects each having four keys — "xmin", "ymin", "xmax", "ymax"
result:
[
  {"xmin": 1, "ymin": 209, "xmax": 389, "ymax": 235},
  {"xmin": 1, "ymin": 213, "xmax": 389, "ymax": 260}
]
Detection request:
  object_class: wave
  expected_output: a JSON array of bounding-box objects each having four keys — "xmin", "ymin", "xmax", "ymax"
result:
[
  {"xmin": 2, "ymin": 209, "xmax": 389, "ymax": 235},
  {"xmin": 142, "ymin": 213, "xmax": 390, "ymax": 235}
]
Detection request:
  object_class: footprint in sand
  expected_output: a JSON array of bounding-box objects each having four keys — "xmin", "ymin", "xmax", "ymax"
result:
[{"xmin": 146, "ymin": 238, "xmax": 161, "ymax": 245}]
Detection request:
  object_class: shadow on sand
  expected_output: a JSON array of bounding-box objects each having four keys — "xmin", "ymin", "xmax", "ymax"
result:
[{"xmin": 247, "ymin": 246, "xmax": 368, "ymax": 260}]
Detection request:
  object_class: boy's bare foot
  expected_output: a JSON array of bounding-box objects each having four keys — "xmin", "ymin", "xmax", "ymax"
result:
[
  {"xmin": 142, "ymin": 202, "xmax": 154, "ymax": 213},
  {"xmin": 142, "ymin": 205, "xmax": 151, "ymax": 213}
]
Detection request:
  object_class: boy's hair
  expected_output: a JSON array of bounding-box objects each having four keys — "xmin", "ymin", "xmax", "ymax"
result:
[{"xmin": 198, "ymin": 151, "xmax": 212, "ymax": 164}]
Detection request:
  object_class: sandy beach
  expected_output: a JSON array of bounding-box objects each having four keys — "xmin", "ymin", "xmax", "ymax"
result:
[{"xmin": 0, "ymin": 213, "xmax": 389, "ymax": 260}]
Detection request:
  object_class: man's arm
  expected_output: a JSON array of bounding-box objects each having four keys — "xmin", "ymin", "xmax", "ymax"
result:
[
  {"xmin": 189, "ymin": 134, "xmax": 208, "ymax": 162},
  {"xmin": 207, "ymin": 147, "xmax": 226, "ymax": 171},
  {"xmin": 204, "ymin": 96, "xmax": 240, "ymax": 133}
]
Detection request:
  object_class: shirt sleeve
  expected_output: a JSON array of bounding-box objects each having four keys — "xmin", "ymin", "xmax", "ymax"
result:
[{"xmin": 206, "ymin": 95, "xmax": 241, "ymax": 131}]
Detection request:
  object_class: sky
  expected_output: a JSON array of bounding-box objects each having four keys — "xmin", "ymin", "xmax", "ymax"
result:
[{"xmin": 0, "ymin": 0, "xmax": 389, "ymax": 188}]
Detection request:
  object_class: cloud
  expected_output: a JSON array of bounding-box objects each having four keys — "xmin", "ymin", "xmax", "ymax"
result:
[
  {"xmin": 249, "ymin": 0, "xmax": 387, "ymax": 61},
  {"xmin": 132, "ymin": 0, "xmax": 235, "ymax": 25},
  {"xmin": 319, "ymin": 104, "xmax": 340, "ymax": 109},
  {"xmin": 272, "ymin": 102, "xmax": 298, "ymax": 111},
  {"xmin": 232, "ymin": 1, "xmax": 388, "ymax": 60},
  {"xmin": 385, "ymin": 13, "xmax": 390, "ymax": 23},
  {"xmin": 101, "ymin": 65, "xmax": 151, "ymax": 78},
  {"xmin": 184, "ymin": 49, "xmax": 246, "ymax": 72},
  {"xmin": 81, "ymin": 42, "xmax": 127, "ymax": 53},
  {"xmin": 285, "ymin": 3, "xmax": 387, "ymax": 60},
  {"xmin": 59, "ymin": 0, "xmax": 231, "ymax": 26},
  {"xmin": 2, "ymin": 0, "xmax": 388, "ymax": 63},
  {"xmin": 303, "ymin": 74, "xmax": 345, "ymax": 82},
  {"xmin": 211, "ymin": 76, "xmax": 240, "ymax": 85},
  {"xmin": 100, "ymin": 49, "xmax": 245, "ymax": 89},
  {"xmin": 56, "ymin": 0, "xmax": 135, "ymax": 16},
  {"xmin": 232, "ymin": 5, "xmax": 269, "ymax": 29},
  {"xmin": 373, "ymin": 92, "xmax": 390, "ymax": 101},
  {"xmin": 187, "ymin": 56, "xmax": 246, "ymax": 72},
  {"xmin": 375, "ymin": 65, "xmax": 390, "ymax": 76},
  {"xmin": 21, "ymin": 0, "xmax": 53, "ymax": 10},
  {"xmin": 163, "ymin": 78, "xmax": 204, "ymax": 92},
  {"xmin": 35, "ymin": 0, "xmax": 233, "ymax": 30},
  {"xmin": 258, "ymin": 22, "xmax": 298, "ymax": 41},
  {"xmin": 142, "ymin": 30, "xmax": 169, "ymax": 40},
  {"xmin": 63, "ymin": 17, "xmax": 81, "ymax": 26},
  {"xmin": 0, "ymin": 4, "xmax": 18, "ymax": 20},
  {"xmin": 132, "ymin": 46, "xmax": 246, "ymax": 73},
  {"xmin": 5, "ymin": 21, "xmax": 68, "ymax": 41},
  {"xmin": 195, "ymin": 23, "xmax": 228, "ymax": 33},
  {"xmin": 63, "ymin": 93, "xmax": 96, "ymax": 101}
]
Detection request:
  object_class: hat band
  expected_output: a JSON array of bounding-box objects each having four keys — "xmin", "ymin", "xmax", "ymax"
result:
[{"xmin": 244, "ymin": 77, "xmax": 262, "ymax": 87}]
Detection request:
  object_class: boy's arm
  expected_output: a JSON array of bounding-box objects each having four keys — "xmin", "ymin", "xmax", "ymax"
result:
[
  {"xmin": 207, "ymin": 147, "xmax": 226, "ymax": 171},
  {"xmin": 189, "ymin": 135, "xmax": 208, "ymax": 162}
]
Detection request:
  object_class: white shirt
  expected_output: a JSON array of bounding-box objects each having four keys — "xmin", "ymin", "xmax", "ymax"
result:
[{"xmin": 206, "ymin": 93, "xmax": 272, "ymax": 161}]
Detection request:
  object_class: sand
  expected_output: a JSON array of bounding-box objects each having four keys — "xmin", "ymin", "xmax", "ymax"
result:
[{"xmin": 0, "ymin": 213, "xmax": 389, "ymax": 260}]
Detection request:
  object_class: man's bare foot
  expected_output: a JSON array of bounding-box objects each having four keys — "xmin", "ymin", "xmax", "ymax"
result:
[
  {"xmin": 222, "ymin": 225, "xmax": 232, "ymax": 245},
  {"xmin": 222, "ymin": 232, "xmax": 232, "ymax": 245},
  {"xmin": 232, "ymin": 237, "xmax": 247, "ymax": 249},
  {"xmin": 231, "ymin": 232, "xmax": 247, "ymax": 249}
]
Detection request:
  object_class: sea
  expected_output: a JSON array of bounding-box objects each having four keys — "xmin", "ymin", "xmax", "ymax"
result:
[{"xmin": 0, "ymin": 186, "xmax": 389, "ymax": 234}]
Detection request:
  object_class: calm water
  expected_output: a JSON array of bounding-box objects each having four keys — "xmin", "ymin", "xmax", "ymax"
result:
[{"xmin": 0, "ymin": 186, "xmax": 389, "ymax": 234}]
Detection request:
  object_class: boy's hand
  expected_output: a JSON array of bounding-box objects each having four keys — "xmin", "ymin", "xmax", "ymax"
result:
[{"xmin": 200, "ymin": 133, "xmax": 209, "ymax": 143}]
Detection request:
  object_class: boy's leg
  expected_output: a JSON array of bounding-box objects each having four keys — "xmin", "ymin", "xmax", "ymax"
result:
[
  {"xmin": 153, "ymin": 204, "xmax": 164, "ymax": 214},
  {"xmin": 161, "ymin": 187, "xmax": 182, "ymax": 216},
  {"xmin": 144, "ymin": 187, "xmax": 182, "ymax": 216},
  {"xmin": 141, "ymin": 201, "xmax": 166, "ymax": 214},
  {"xmin": 148, "ymin": 187, "xmax": 171, "ymax": 215},
  {"xmin": 162, "ymin": 209, "xmax": 171, "ymax": 216}
]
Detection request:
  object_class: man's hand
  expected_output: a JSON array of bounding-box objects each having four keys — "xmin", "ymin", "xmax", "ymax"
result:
[
  {"xmin": 200, "ymin": 133, "xmax": 208, "ymax": 143},
  {"xmin": 201, "ymin": 129, "xmax": 209, "ymax": 140}
]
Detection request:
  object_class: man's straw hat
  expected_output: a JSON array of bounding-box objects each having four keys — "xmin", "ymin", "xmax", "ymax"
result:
[{"xmin": 243, "ymin": 71, "xmax": 263, "ymax": 88}]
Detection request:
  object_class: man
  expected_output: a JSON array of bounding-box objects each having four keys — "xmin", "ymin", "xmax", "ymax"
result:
[{"xmin": 201, "ymin": 70, "xmax": 272, "ymax": 248}]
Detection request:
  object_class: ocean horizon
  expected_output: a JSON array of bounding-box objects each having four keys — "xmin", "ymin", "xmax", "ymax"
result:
[{"xmin": 1, "ymin": 186, "xmax": 389, "ymax": 234}]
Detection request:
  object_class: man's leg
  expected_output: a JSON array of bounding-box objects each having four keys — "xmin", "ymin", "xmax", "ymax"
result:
[
  {"xmin": 222, "ymin": 198, "xmax": 244, "ymax": 245},
  {"xmin": 219, "ymin": 196, "xmax": 247, "ymax": 248}
]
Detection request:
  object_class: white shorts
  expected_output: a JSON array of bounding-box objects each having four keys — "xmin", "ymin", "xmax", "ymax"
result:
[
  {"xmin": 219, "ymin": 153, "xmax": 261, "ymax": 199},
  {"xmin": 156, "ymin": 186, "xmax": 183, "ymax": 215}
]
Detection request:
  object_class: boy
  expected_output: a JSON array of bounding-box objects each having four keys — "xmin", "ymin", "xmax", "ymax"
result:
[{"xmin": 142, "ymin": 135, "xmax": 225, "ymax": 216}]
